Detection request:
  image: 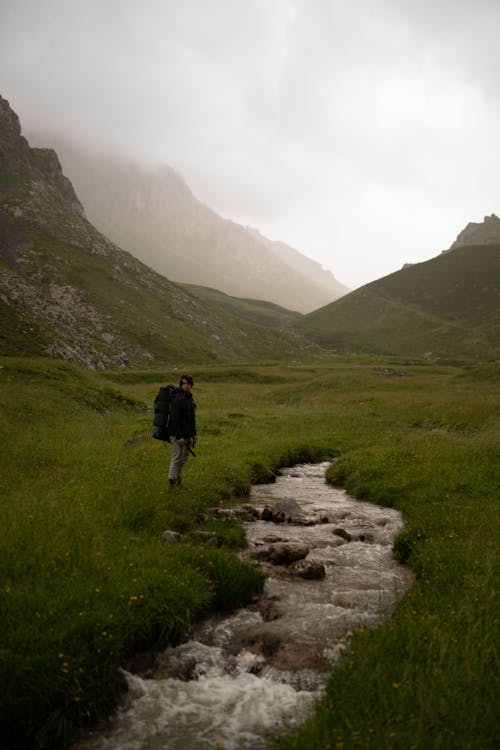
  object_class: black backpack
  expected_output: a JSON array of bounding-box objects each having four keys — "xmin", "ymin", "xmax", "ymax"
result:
[{"xmin": 152, "ymin": 384, "xmax": 179, "ymax": 441}]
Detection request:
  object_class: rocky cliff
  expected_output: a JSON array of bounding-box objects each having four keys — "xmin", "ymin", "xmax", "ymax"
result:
[{"xmin": 450, "ymin": 213, "xmax": 500, "ymax": 249}]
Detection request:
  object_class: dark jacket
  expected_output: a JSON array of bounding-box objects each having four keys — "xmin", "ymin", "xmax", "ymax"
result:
[{"xmin": 168, "ymin": 390, "xmax": 197, "ymax": 439}]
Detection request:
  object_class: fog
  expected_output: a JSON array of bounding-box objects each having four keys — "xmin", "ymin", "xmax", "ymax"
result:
[{"xmin": 1, "ymin": 0, "xmax": 499, "ymax": 289}]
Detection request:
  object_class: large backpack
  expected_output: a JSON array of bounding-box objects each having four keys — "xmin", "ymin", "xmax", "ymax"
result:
[{"xmin": 152, "ymin": 384, "xmax": 179, "ymax": 441}]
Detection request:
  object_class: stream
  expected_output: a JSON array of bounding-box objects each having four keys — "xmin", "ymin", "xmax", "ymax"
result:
[{"xmin": 75, "ymin": 462, "xmax": 412, "ymax": 750}]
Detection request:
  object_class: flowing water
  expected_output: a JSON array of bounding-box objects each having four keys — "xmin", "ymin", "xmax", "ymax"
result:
[{"xmin": 75, "ymin": 463, "xmax": 412, "ymax": 750}]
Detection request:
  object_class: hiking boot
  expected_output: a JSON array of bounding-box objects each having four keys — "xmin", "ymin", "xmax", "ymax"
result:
[{"xmin": 169, "ymin": 478, "xmax": 176, "ymax": 487}]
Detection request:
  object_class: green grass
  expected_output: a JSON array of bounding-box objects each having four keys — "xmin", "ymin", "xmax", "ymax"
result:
[
  {"xmin": 0, "ymin": 356, "xmax": 498, "ymax": 749},
  {"xmin": 178, "ymin": 282, "xmax": 303, "ymax": 328},
  {"xmin": 296, "ymin": 245, "xmax": 500, "ymax": 361}
]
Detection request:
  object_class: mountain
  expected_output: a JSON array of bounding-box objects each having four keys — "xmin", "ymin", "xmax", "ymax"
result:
[
  {"xmin": 0, "ymin": 95, "xmax": 320, "ymax": 369},
  {"xmin": 294, "ymin": 241, "xmax": 500, "ymax": 361},
  {"xmin": 42, "ymin": 140, "xmax": 349, "ymax": 313},
  {"xmin": 449, "ymin": 213, "xmax": 500, "ymax": 249}
]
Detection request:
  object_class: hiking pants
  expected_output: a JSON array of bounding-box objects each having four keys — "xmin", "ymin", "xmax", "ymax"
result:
[{"xmin": 168, "ymin": 436, "xmax": 190, "ymax": 481}]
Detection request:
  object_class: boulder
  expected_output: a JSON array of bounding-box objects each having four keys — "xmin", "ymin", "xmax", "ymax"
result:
[
  {"xmin": 162, "ymin": 530, "xmax": 182, "ymax": 544},
  {"xmin": 333, "ymin": 528, "xmax": 352, "ymax": 542},
  {"xmin": 252, "ymin": 542, "xmax": 310, "ymax": 565},
  {"xmin": 261, "ymin": 505, "xmax": 274, "ymax": 521},
  {"xmin": 289, "ymin": 559, "xmax": 326, "ymax": 579},
  {"xmin": 259, "ymin": 497, "xmax": 316, "ymax": 525},
  {"xmin": 271, "ymin": 497, "xmax": 304, "ymax": 517}
]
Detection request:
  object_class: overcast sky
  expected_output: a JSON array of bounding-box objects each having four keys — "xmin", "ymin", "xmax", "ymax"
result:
[{"xmin": 1, "ymin": 0, "xmax": 499, "ymax": 289}]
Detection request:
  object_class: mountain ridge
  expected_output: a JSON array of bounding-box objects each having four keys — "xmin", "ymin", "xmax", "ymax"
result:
[
  {"xmin": 39, "ymin": 139, "xmax": 349, "ymax": 313},
  {"xmin": 0, "ymin": 95, "xmax": 321, "ymax": 369},
  {"xmin": 294, "ymin": 242, "xmax": 500, "ymax": 360},
  {"xmin": 450, "ymin": 212, "xmax": 500, "ymax": 250}
]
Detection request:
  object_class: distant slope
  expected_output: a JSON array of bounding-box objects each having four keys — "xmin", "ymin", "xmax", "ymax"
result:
[
  {"xmin": 0, "ymin": 95, "xmax": 320, "ymax": 369},
  {"xmin": 43, "ymin": 140, "xmax": 349, "ymax": 313},
  {"xmin": 295, "ymin": 244, "xmax": 500, "ymax": 360},
  {"xmin": 178, "ymin": 283, "xmax": 302, "ymax": 328}
]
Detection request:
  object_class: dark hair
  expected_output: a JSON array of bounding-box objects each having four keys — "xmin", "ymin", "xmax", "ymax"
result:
[{"xmin": 179, "ymin": 374, "xmax": 194, "ymax": 387}]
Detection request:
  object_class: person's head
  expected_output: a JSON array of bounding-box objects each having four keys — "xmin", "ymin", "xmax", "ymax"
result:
[{"xmin": 179, "ymin": 374, "xmax": 194, "ymax": 391}]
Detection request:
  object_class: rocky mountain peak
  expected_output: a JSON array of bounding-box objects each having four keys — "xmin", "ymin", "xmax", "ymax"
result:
[
  {"xmin": 0, "ymin": 95, "xmax": 31, "ymax": 175},
  {"xmin": 0, "ymin": 95, "xmax": 22, "ymax": 137},
  {"xmin": 450, "ymin": 213, "xmax": 500, "ymax": 249},
  {"xmin": 0, "ymin": 95, "xmax": 84, "ymax": 223}
]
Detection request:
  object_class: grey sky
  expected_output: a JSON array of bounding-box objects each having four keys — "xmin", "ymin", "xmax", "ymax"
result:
[{"xmin": 1, "ymin": 0, "xmax": 499, "ymax": 289}]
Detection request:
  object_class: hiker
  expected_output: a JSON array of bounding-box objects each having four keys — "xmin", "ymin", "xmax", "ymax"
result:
[{"xmin": 168, "ymin": 374, "xmax": 197, "ymax": 486}]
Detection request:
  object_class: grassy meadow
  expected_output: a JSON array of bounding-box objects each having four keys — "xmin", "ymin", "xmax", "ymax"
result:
[{"xmin": 0, "ymin": 356, "xmax": 498, "ymax": 750}]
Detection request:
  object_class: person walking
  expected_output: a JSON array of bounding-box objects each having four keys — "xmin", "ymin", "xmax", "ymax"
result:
[{"xmin": 168, "ymin": 374, "xmax": 197, "ymax": 487}]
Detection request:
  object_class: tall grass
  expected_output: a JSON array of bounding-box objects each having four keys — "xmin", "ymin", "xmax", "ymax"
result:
[{"xmin": 1, "ymin": 356, "xmax": 498, "ymax": 749}]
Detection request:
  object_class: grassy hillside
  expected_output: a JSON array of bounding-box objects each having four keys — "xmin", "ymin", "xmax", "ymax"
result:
[
  {"xmin": 1, "ymin": 355, "xmax": 498, "ymax": 749},
  {"xmin": 179, "ymin": 282, "xmax": 303, "ymax": 328},
  {"xmin": 295, "ymin": 245, "xmax": 500, "ymax": 361},
  {"xmin": 0, "ymin": 230, "xmax": 319, "ymax": 366}
]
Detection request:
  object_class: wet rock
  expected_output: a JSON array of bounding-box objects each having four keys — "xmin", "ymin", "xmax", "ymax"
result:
[
  {"xmin": 270, "ymin": 643, "xmax": 327, "ymax": 671},
  {"xmin": 237, "ymin": 504, "xmax": 260, "ymax": 520},
  {"xmin": 260, "ymin": 497, "xmax": 317, "ymax": 525},
  {"xmin": 288, "ymin": 514, "xmax": 316, "ymax": 526},
  {"xmin": 289, "ymin": 559, "xmax": 326, "ymax": 579},
  {"xmin": 253, "ymin": 597, "xmax": 285, "ymax": 622},
  {"xmin": 262, "ymin": 534, "xmax": 286, "ymax": 543},
  {"xmin": 162, "ymin": 530, "xmax": 182, "ymax": 543},
  {"xmin": 272, "ymin": 510, "xmax": 287, "ymax": 523},
  {"xmin": 333, "ymin": 528, "xmax": 352, "ymax": 542},
  {"xmin": 261, "ymin": 505, "xmax": 274, "ymax": 521},
  {"xmin": 243, "ymin": 629, "xmax": 283, "ymax": 658},
  {"xmin": 252, "ymin": 542, "xmax": 310, "ymax": 565},
  {"xmin": 357, "ymin": 532, "xmax": 375, "ymax": 543},
  {"xmin": 272, "ymin": 497, "xmax": 304, "ymax": 517}
]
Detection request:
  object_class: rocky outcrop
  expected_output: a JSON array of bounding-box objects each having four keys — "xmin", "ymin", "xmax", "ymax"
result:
[{"xmin": 450, "ymin": 213, "xmax": 500, "ymax": 249}]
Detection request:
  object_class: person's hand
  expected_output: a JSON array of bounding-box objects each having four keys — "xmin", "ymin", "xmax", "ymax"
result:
[
  {"xmin": 177, "ymin": 437, "xmax": 185, "ymax": 445},
  {"xmin": 193, "ymin": 436, "xmax": 198, "ymax": 445}
]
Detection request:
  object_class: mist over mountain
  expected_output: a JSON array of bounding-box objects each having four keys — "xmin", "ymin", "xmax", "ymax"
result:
[
  {"xmin": 42, "ymin": 140, "xmax": 349, "ymax": 314},
  {"xmin": 0, "ymin": 95, "xmax": 320, "ymax": 369},
  {"xmin": 295, "ymin": 233, "xmax": 500, "ymax": 361}
]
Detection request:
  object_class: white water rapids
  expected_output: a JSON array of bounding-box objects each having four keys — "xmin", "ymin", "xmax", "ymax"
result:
[{"xmin": 74, "ymin": 463, "xmax": 411, "ymax": 750}]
